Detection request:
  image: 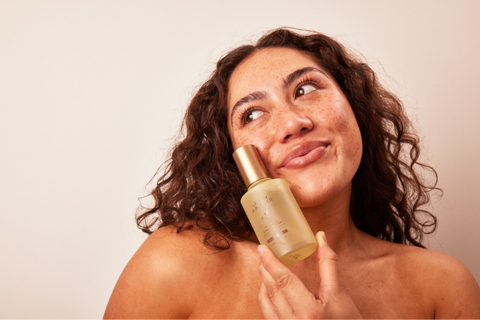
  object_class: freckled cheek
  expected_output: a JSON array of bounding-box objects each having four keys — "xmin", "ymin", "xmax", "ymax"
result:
[
  {"xmin": 339, "ymin": 114, "xmax": 363, "ymax": 163},
  {"xmin": 311, "ymin": 104, "xmax": 351, "ymax": 133},
  {"xmin": 353, "ymin": 131, "xmax": 363, "ymax": 164},
  {"xmin": 229, "ymin": 125, "xmax": 252, "ymax": 149},
  {"xmin": 230, "ymin": 120, "xmax": 276, "ymax": 151},
  {"xmin": 231, "ymin": 135, "xmax": 249, "ymax": 150},
  {"xmin": 230, "ymin": 126, "xmax": 258, "ymax": 146},
  {"xmin": 312, "ymin": 101, "xmax": 362, "ymax": 159},
  {"xmin": 230, "ymin": 133, "xmax": 265, "ymax": 157},
  {"xmin": 230, "ymin": 131, "xmax": 279, "ymax": 174}
]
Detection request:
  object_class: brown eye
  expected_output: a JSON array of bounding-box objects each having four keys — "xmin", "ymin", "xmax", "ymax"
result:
[
  {"xmin": 295, "ymin": 84, "xmax": 317, "ymax": 98},
  {"xmin": 243, "ymin": 109, "xmax": 264, "ymax": 124}
]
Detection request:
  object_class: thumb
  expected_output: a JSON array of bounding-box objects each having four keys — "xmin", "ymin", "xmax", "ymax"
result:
[{"xmin": 315, "ymin": 231, "xmax": 342, "ymax": 298}]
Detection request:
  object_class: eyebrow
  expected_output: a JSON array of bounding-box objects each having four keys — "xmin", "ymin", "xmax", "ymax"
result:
[
  {"xmin": 283, "ymin": 67, "xmax": 328, "ymax": 88},
  {"xmin": 229, "ymin": 67, "xmax": 328, "ymax": 125}
]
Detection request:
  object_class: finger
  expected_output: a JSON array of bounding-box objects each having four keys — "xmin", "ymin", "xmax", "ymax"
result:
[
  {"xmin": 315, "ymin": 232, "xmax": 342, "ymax": 297},
  {"xmin": 258, "ymin": 257, "xmax": 293, "ymax": 317},
  {"xmin": 257, "ymin": 282, "xmax": 280, "ymax": 319},
  {"xmin": 258, "ymin": 245, "xmax": 315, "ymax": 314}
]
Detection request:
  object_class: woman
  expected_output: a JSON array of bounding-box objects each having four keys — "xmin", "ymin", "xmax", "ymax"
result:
[{"xmin": 104, "ymin": 28, "xmax": 480, "ymax": 318}]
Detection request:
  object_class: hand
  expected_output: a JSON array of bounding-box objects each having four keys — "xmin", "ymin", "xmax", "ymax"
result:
[{"xmin": 257, "ymin": 232, "xmax": 362, "ymax": 319}]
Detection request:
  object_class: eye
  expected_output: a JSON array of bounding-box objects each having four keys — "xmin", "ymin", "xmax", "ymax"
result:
[
  {"xmin": 295, "ymin": 83, "xmax": 317, "ymax": 98},
  {"xmin": 242, "ymin": 108, "xmax": 265, "ymax": 124}
]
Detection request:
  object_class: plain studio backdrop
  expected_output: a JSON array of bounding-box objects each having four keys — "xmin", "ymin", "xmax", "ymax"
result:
[{"xmin": 1, "ymin": 0, "xmax": 479, "ymax": 318}]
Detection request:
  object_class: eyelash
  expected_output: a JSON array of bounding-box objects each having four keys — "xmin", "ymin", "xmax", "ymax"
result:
[
  {"xmin": 241, "ymin": 106, "xmax": 259, "ymax": 125},
  {"xmin": 239, "ymin": 76, "xmax": 320, "ymax": 126},
  {"xmin": 294, "ymin": 76, "xmax": 319, "ymax": 98}
]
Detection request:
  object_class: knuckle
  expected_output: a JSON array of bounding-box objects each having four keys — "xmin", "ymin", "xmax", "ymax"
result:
[
  {"xmin": 266, "ymin": 283, "xmax": 280, "ymax": 299},
  {"xmin": 326, "ymin": 249, "xmax": 338, "ymax": 261},
  {"xmin": 320, "ymin": 250, "xmax": 339, "ymax": 264},
  {"xmin": 276, "ymin": 271, "xmax": 292, "ymax": 289}
]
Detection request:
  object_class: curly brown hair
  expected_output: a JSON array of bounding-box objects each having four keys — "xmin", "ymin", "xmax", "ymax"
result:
[{"xmin": 136, "ymin": 28, "xmax": 439, "ymax": 249}]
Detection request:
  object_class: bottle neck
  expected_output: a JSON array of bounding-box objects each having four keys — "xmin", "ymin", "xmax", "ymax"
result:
[{"xmin": 247, "ymin": 177, "xmax": 271, "ymax": 190}]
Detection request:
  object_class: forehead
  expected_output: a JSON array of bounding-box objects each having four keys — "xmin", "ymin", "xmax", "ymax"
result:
[{"xmin": 227, "ymin": 47, "xmax": 321, "ymax": 107}]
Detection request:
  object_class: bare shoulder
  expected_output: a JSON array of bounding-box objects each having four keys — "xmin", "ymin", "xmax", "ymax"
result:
[
  {"xmin": 388, "ymin": 241, "xmax": 480, "ymax": 318},
  {"xmin": 103, "ymin": 226, "xmax": 202, "ymax": 318},
  {"xmin": 103, "ymin": 226, "xmax": 225, "ymax": 319},
  {"xmin": 104, "ymin": 226, "xmax": 261, "ymax": 319}
]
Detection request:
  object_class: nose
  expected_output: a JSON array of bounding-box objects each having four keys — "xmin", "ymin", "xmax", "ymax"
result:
[{"xmin": 274, "ymin": 106, "xmax": 314, "ymax": 143}]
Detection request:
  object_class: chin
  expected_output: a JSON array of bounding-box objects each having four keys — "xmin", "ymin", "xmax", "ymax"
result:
[{"xmin": 290, "ymin": 179, "xmax": 353, "ymax": 209}]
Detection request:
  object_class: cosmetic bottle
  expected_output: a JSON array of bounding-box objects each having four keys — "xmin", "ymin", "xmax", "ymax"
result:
[{"xmin": 233, "ymin": 144, "xmax": 317, "ymax": 266}]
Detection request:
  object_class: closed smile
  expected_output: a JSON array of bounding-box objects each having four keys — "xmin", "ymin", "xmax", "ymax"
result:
[{"xmin": 281, "ymin": 141, "xmax": 330, "ymax": 169}]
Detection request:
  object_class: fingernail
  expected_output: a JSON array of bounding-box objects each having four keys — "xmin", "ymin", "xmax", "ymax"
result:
[
  {"xmin": 257, "ymin": 245, "xmax": 264, "ymax": 256},
  {"xmin": 321, "ymin": 232, "xmax": 327, "ymax": 243}
]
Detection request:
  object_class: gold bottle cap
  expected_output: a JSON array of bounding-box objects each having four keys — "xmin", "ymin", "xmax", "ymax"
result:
[{"xmin": 233, "ymin": 144, "xmax": 269, "ymax": 187}]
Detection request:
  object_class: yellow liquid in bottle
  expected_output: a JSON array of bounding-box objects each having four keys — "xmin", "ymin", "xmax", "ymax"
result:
[{"xmin": 241, "ymin": 178, "xmax": 317, "ymax": 266}]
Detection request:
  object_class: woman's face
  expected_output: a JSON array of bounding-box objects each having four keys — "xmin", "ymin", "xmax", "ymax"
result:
[{"xmin": 227, "ymin": 47, "xmax": 362, "ymax": 208}]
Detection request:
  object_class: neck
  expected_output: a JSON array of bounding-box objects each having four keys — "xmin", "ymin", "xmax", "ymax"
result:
[{"xmin": 300, "ymin": 184, "xmax": 361, "ymax": 256}]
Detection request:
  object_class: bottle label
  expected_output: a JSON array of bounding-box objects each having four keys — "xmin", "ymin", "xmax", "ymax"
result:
[
  {"xmin": 240, "ymin": 178, "xmax": 317, "ymax": 265},
  {"xmin": 266, "ymin": 228, "xmax": 289, "ymax": 244},
  {"xmin": 242, "ymin": 180, "xmax": 300, "ymax": 249},
  {"xmin": 251, "ymin": 195, "xmax": 273, "ymax": 214}
]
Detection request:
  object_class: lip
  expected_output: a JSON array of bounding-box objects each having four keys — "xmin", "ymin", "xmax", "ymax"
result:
[{"xmin": 281, "ymin": 141, "xmax": 330, "ymax": 169}]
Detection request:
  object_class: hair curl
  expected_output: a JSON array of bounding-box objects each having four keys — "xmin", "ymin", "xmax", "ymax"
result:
[{"xmin": 136, "ymin": 28, "xmax": 439, "ymax": 249}]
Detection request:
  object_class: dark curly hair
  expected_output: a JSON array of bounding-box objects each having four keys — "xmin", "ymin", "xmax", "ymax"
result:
[{"xmin": 136, "ymin": 28, "xmax": 439, "ymax": 249}]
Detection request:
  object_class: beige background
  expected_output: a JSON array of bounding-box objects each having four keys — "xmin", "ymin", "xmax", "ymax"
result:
[{"xmin": 1, "ymin": 0, "xmax": 479, "ymax": 318}]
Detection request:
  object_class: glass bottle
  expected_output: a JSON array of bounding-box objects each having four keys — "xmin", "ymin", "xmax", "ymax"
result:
[{"xmin": 233, "ymin": 144, "xmax": 317, "ymax": 266}]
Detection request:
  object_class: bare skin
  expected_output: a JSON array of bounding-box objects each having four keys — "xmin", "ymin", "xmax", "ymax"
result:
[
  {"xmin": 104, "ymin": 48, "xmax": 480, "ymax": 318},
  {"xmin": 104, "ymin": 226, "xmax": 480, "ymax": 318}
]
